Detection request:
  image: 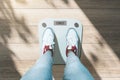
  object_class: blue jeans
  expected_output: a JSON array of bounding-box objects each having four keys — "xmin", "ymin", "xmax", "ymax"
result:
[{"xmin": 20, "ymin": 51, "xmax": 94, "ymax": 80}]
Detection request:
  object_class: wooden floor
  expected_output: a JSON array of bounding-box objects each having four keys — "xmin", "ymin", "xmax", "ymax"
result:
[{"xmin": 0, "ymin": 0, "xmax": 120, "ymax": 80}]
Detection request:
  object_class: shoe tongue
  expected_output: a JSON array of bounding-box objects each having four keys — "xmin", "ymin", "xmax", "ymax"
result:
[
  {"xmin": 67, "ymin": 37, "xmax": 78, "ymax": 45},
  {"xmin": 43, "ymin": 42, "xmax": 55, "ymax": 46},
  {"xmin": 43, "ymin": 38, "xmax": 55, "ymax": 45}
]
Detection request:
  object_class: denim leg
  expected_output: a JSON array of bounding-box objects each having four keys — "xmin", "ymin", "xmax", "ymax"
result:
[
  {"xmin": 20, "ymin": 50, "xmax": 53, "ymax": 80},
  {"xmin": 63, "ymin": 51, "xmax": 94, "ymax": 80}
]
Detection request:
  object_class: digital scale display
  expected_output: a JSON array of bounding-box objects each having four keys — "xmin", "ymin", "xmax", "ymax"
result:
[{"xmin": 54, "ymin": 21, "xmax": 67, "ymax": 26}]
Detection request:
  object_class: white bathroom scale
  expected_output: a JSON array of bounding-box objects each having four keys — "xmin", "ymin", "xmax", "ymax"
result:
[{"xmin": 39, "ymin": 19, "xmax": 83, "ymax": 64}]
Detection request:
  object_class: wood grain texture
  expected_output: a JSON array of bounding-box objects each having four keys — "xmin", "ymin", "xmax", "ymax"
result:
[{"xmin": 0, "ymin": 0, "xmax": 120, "ymax": 80}]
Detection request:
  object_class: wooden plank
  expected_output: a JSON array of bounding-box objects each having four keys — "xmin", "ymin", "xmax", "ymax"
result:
[
  {"xmin": 0, "ymin": 0, "xmax": 120, "ymax": 9},
  {"xmin": 0, "ymin": 44, "xmax": 39, "ymax": 60},
  {"xmin": 0, "ymin": 9, "xmax": 120, "ymax": 25},
  {"xmin": 0, "ymin": 43, "xmax": 119, "ymax": 63},
  {"xmin": 0, "ymin": 24, "xmax": 119, "ymax": 44},
  {"xmin": 75, "ymin": 0, "xmax": 120, "ymax": 9},
  {"xmin": 0, "ymin": 0, "xmax": 79, "ymax": 9},
  {"xmin": 1, "ymin": 59, "xmax": 120, "ymax": 79}
]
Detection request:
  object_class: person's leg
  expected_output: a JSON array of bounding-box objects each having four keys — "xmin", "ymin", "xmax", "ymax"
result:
[
  {"xmin": 63, "ymin": 51, "xmax": 94, "ymax": 80},
  {"xmin": 20, "ymin": 50, "xmax": 53, "ymax": 80},
  {"xmin": 21, "ymin": 28, "xmax": 55, "ymax": 80},
  {"xmin": 63, "ymin": 29, "xmax": 94, "ymax": 80}
]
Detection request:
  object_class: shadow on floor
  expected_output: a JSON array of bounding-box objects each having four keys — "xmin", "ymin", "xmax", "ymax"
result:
[
  {"xmin": 74, "ymin": 0, "xmax": 120, "ymax": 59},
  {"xmin": 0, "ymin": 0, "xmax": 32, "ymax": 80},
  {"xmin": 81, "ymin": 48, "xmax": 101, "ymax": 80},
  {"xmin": 0, "ymin": 43, "xmax": 21, "ymax": 80}
]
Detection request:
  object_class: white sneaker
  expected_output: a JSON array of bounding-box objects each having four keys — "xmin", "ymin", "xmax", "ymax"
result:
[
  {"xmin": 66, "ymin": 29, "xmax": 78, "ymax": 56},
  {"xmin": 42, "ymin": 28, "xmax": 55, "ymax": 54}
]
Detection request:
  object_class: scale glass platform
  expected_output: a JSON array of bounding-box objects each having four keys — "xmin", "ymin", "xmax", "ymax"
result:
[{"xmin": 39, "ymin": 19, "xmax": 83, "ymax": 64}]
